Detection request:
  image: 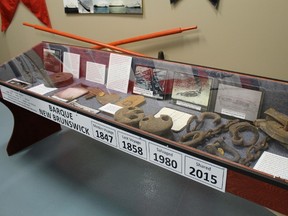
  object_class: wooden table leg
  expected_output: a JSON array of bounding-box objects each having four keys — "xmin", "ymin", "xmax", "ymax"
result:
[{"xmin": 0, "ymin": 98, "xmax": 61, "ymax": 155}]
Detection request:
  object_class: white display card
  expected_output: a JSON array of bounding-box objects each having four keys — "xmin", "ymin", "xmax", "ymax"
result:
[
  {"xmin": 99, "ymin": 103, "xmax": 122, "ymax": 115},
  {"xmin": 86, "ymin": 61, "xmax": 106, "ymax": 84},
  {"xmin": 28, "ymin": 84, "xmax": 57, "ymax": 95},
  {"xmin": 63, "ymin": 52, "xmax": 81, "ymax": 78},
  {"xmin": 254, "ymin": 151, "xmax": 288, "ymax": 180},
  {"xmin": 106, "ymin": 53, "xmax": 132, "ymax": 93}
]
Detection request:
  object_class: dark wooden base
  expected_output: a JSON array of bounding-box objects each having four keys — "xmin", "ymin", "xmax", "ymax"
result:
[
  {"xmin": 226, "ymin": 170, "xmax": 288, "ymax": 215},
  {"xmin": 0, "ymin": 98, "xmax": 61, "ymax": 155}
]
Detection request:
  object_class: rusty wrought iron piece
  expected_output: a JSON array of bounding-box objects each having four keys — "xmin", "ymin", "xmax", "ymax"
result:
[
  {"xmin": 185, "ymin": 115, "xmax": 198, "ymax": 133},
  {"xmin": 254, "ymin": 119, "xmax": 288, "ymax": 149},
  {"xmin": 179, "ymin": 130, "xmax": 210, "ymax": 147},
  {"xmin": 114, "ymin": 106, "xmax": 145, "ymax": 127},
  {"xmin": 229, "ymin": 121, "xmax": 259, "ymax": 147},
  {"xmin": 185, "ymin": 112, "xmax": 222, "ymax": 133},
  {"xmin": 196, "ymin": 112, "xmax": 222, "ymax": 129},
  {"xmin": 203, "ymin": 138, "xmax": 241, "ymax": 163},
  {"xmin": 239, "ymin": 137, "xmax": 270, "ymax": 166},
  {"xmin": 264, "ymin": 108, "xmax": 288, "ymax": 130},
  {"xmin": 209, "ymin": 119, "xmax": 240, "ymax": 136},
  {"xmin": 139, "ymin": 115, "xmax": 173, "ymax": 136}
]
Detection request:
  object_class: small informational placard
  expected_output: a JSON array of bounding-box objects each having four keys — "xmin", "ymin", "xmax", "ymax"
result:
[
  {"xmin": 86, "ymin": 61, "xmax": 106, "ymax": 84},
  {"xmin": 254, "ymin": 151, "xmax": 288, "ymax": 180},
  {"xmin": 184, "ymin": 155, "xmax": 227, "ymax": 191},
  {"xmin": 91, "ymin": 120, "xmax": 117, "ymax": 147},
  {"xmin": 118, "ymin": 131, "xmax": 148, "ymax": 159},
  {"xmin": 148, "ymin": 142, "xmax": 182, "ymax": 174},
  {"xmin": 176, "ymin": 100, "xmax": 202, "ymax": 111},
  {"xmin": 28, "ymin": 84, "xmax": 57, "ymax": 95},
  {"xmin": 99, "ymin": 103, "xmax": 122, "ymax": 115},
  {"xmin": 106, "ymin": 53, "xmax": 132, "ymax": 93},
  {"xmin": 63, "ymin": 52, "xmax": 81, "ymax": 78}
]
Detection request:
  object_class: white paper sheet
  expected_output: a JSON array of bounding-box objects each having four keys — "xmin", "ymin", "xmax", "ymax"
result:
[
  {"xmin": 86, "ymin": 61, "xmax": 106, "ymax": 84},
  {"xmin": 254, "ymin": 151, "xmax": 288, "ymax": 180},
  {"xmin": 63, "ymin": 52, "xmax": 81, "ymax": 78},
  {"xmin": 99, "ymin": 103, "xmax": 122, "ymax": 115},
  {"xmin": 28, "ymin": 84, "xmax": 57, "ymax": 95},
  {"xmin": 106, "ymin": 53, "xmax": 132, "ymax": 93}
]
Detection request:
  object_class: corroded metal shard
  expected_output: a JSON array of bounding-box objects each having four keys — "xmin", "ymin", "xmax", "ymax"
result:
[
  {"xmin": 114, "ymin": 107, "xmax": 145, "ymax": 127},
  {"xmin": 139, "ymin": 115, "xmax": 173, "ymax": 136},
  {"xmin": 229, "ymin": 121, "xmax": 259, "ymax": 147},
  {"xmin": 254, "ymin": 119, "xmax": 288, "ymax": 149},
  {"xmin": 265, "ymin": 108, "xmax": 288, "ymax": 131},
  {"xmin": 203, "ymin": 138, "xmax": 241, "ymax": 163}
]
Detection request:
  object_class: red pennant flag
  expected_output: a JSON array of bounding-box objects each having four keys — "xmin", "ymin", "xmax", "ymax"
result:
[
  {"xmin": 21, "ymin": 0, "xmax": 51, "ymax": 28},
  {"xmin": 0, "ymin": 0, "xmax": 20, "ymax": 32},
  {"xmin": 0, "ymin": 0, "xmax": 51, "ymax": 32}
]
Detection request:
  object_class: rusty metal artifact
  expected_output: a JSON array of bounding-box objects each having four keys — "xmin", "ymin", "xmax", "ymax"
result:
[
  {"xmin": 239, "ymin": 137, "xmax": 269, "ymax": 166},
  {"xmin": 114, "ymin": 107, "xmax": 145, "ymax": 127},
  {"xmin": 203, "ymin": 138, "xmax": 241, "ymax": 163},
  {"xmin": 179, "ymin": 130, "xmax": 210, "ymax": 147},
  {"xmin": 254, "ymin": 108, "xmax": 288, "ymax": 149},
  {"xmin": 139, "ymin": 115, "xmax": 173, "ymax": 136},
  {"xmin": 229, "ymin": 121, "xmax": 259, "ymax": 147}
]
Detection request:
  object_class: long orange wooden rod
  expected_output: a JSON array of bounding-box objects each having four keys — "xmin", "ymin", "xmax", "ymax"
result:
[
  {"xmin": 23, "ymin": 22, "xmax": 147, "ymax": 57},
  {"xmin": 92, "ymin": 25, "xmax": 198, "ymax": 49}
]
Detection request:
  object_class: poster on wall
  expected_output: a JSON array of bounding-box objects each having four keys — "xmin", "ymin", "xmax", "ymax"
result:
[{"xmin": 63, "ymin": 0, "xmax": 143, "ymax": 14}]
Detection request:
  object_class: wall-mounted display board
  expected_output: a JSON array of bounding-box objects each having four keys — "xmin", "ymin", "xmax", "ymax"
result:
[
  {"xmin": 0, "ymin": 42, "xmax": 287, "ymax": 215},
  {"xmin": 63, "ymin": 0, "xmax": 143, "ymax": 14}
]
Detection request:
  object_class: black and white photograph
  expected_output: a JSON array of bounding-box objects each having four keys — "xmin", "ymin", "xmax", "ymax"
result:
[
  {"xmin": 214, "ymin": 82, "xmax": 263, "ymax": 121},
  {"xmin": 133, "ymin": 65, "xmax": 168, "ymax": 100},
  {"xmin": 63, "ymin": 0, "xmax": 142, "ymax": 14},
  {"xmin": 6, "ymin": 78, "xmax": 32, "ymax": 89},
  {"xmin": 172, "ymin": 72, "xmax": 213, "ymax": 109}
]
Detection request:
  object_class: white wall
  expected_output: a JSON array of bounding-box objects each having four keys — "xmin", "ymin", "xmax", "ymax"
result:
[{"xmin": 1, "ymin": 0, "xmax": 288, "ymax": 80}]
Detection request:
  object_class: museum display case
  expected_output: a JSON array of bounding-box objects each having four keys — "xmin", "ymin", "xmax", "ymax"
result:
[{"xmin": 0, "ymin": 42, "xmax": 287, "ymax": 215}]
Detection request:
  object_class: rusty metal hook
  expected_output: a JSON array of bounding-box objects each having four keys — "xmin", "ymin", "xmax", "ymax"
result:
[
  {"xmin": 229, "ymin": 122, "xmax": 259, "ymax": 147},
  {"xmin": 203, "ymin": 138, "xmax": 241, "ymax": 163},
  {"xmin": 179, "ymin": 131, "xmax": 209, "ymax": 147}
]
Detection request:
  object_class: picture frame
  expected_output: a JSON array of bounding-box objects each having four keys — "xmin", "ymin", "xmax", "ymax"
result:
[
  {"xmin": 133, "ymin": 65, "xmax": 168, "ymax": 100},
  {"xmin": 63, "ymin": 0, "xmax": 143, "ymax": 14},
  {"xmin": 6, "ymin": 78, "xmax": 32, "ymax": 89},
  {"xmin": 171, "ymin": 72, "xmax": 213, "ymax": 111},
  {"xmin": 213, "ymin": 81, "xmax": 264, "ymax": 121}
]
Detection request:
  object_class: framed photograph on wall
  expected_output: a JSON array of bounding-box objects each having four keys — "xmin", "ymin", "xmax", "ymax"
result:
[
  {"xmin": 213, "ymin": 82, "xmax": 264, "ymax": 121},
  {"xmin": 133, "ymin": 65, "xmax": 168, "ymax": 100},
  {"xmin": 171, "ymin": 72, "xmax": 213, "ymax": 111},
  {"xmin": 63, "ymin": 0, "xmax": 143, "ymax": 14}
]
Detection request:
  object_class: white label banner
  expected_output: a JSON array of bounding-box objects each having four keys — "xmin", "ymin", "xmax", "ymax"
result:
[
  {"xmin": 148, "ymin": 142, "xmax": 183, "ymax": 174},
  {"xmin": 0, "ymin": 85, "xmax": 227, "ymax": 192},
  {"xmin": 118, "ymin": 131, "xmax": 148, "ymax": 159},
  {"xmin": 184, "ymin": 155, "xmax": 227, "ymax": 191}
]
